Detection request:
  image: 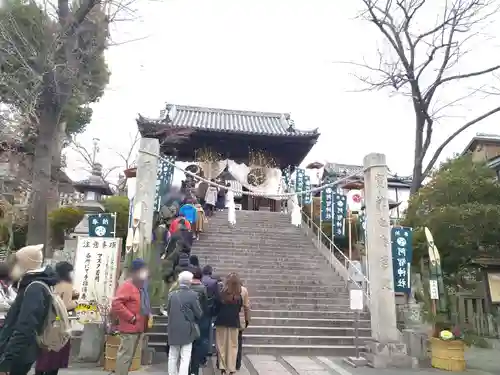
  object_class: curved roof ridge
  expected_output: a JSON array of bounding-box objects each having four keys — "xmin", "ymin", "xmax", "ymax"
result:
[{"xmin": 170, "ymin": 104, "xmax": 289, "ymax": 118}]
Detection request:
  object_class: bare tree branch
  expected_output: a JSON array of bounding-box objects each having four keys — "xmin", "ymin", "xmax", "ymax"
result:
[{"xmin": 354, "ymin": 0, "xmax": 500, "ymax": 192}]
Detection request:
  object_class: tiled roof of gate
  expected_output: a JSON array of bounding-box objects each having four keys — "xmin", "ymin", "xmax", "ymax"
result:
[{"xmin": 137, "ymin": 104, "xmax": 319, "ymax": 138}]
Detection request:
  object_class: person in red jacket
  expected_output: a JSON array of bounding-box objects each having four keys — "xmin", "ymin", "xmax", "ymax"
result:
[
  {"xmin": 169, "ymin": 215, "xmax": 191, "ymax": 235},
  {"xmin": 111, "ymin": 259, "xmax": 151, "ymax": 375}
]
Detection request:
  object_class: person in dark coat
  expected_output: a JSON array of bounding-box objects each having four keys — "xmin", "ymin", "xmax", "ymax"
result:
[
  {"xmin": 0, "ymin": 244, "xmax": 57, "ymax": 375},
  {"xmin": 201, "ymin": 265, "xmax": 218, "ymax": 358},
  {"xmin": 216, "ymin": 182, "xmax": 226, "ymax": 211},
  {"xmin": 189, "ymin": 255, "xmax": 200, "ymax": 268},
  {"xmin": 197, "ymin": 181, "xmax": 209, "ymax": 207},
  {"xmin": 189, "ymin": 267, "xmax": 209, "ymax": 375},
  {"xmin": 35, "ymin": 262, "xmax": 78, "ymax": 375},
  {"xmin": 162, "ymin": 225, "xmax": 193, "ymax": 289}
]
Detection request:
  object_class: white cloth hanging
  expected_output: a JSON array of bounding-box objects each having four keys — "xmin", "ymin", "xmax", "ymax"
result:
[
  {"xmin": 226, "ymin": 190, "xmax": 236, "ymax": 225},
  {"xmin": 290, "ymin": 194, "xmax": 301, "ymax": 227},
  {"xmin": 227, "ymin": 160, "xmax": 282, "ymax": 200},
  {"xmin": 198, "ymin": 160, "xmax": 227, "ymax": 181}
]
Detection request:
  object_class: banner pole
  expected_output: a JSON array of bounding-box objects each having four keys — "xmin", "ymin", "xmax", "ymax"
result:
[{"xmin": 348, "ymin": 210, "xmax": 352, "ymax": 260}]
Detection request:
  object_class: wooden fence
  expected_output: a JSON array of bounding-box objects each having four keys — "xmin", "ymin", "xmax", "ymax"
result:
[{"xmin": 451, "ymin": 293, "xmax": 500, "ymax": 338}]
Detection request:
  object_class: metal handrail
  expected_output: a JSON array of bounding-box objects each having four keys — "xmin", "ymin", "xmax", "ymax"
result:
[{"xmin": 300, "ymin": 208, "xmax": 371, "ymax": 302}]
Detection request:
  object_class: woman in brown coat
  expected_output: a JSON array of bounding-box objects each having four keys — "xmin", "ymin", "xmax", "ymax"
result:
[{"xmin": 35, "ymin": 261, "xmax": 78, "ymax": 375}]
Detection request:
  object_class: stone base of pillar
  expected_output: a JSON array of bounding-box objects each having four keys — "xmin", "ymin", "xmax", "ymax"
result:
[{"xmin": 361, "ymin": 339, "xmax": 419, "ymax": 368}]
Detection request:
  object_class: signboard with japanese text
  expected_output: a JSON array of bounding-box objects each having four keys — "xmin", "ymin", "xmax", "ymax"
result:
[
  {"xmin": 303, "ymin": 175, "xmax": 312, "ymax": 205},
  {"xmin": 391, "ymin": 227, "xmax": 413, "ymax": 294},
  {"xmin": 88, "ymin": 213, "xmax": 115, "ymax": 238},
  {"xmin": 73, "ymin": 237, "xmax": 121, "ymax": 304},
  {"xmin": 154, "ymin": 155, "xmax": 176, "ymax": 212},
  {"xmin": 332, "ymin": 194, "xmax": 347, "ymax": 237},
  {"xmin": 295, "ymin": 169, "xmax": 305, "ymax": 205},
  {"xmin": 321, "ymin": 187, "xmax": 334, "ymax": 221}
]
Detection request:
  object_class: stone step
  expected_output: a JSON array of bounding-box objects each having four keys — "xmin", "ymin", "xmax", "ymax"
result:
[
  {"xmin": 251, "ymin": 301, "xmax": 349, "ymax": 311},
  {"xmin": 200, "ymin": 230, "xmax": 305, "ymax": 236},
  {"xmin": 244, "ymin": 325, "xmax": 371, "ymax": 337},
  {"xmin": 227, "ymin": 281, "xmax": 343, "ymax": 289},
  {"xmin": 240, "ymin": 344, "xmax": 365, "ymax": 356},
  {"xmin": 197, "ymin": 241, "xmax": 309, "ymax": 248},
  {"xmin": 195, "ymin": 254, "xmax": 328, "ymax": 263},
  {"xmin": 220, "ymin": 277, "xmax": 343, "ymax": 285},
  {"xmin": 195, "ymin": 250, "xmax": 323, "ymax": 258},
  {"xmin": 210, "ymin": 269, "xmax": 335, "ymax": 278},
  {"xmin": 205, "ymin": 229, "xmax": 304, "ymax": 235},
  {"xmin": 209, "ymin": 263, "xmax": 331, "ymax": 271},
  {"xmin": 145, "ymin": 342, "xmax": 366, "ymax": 356},
  {"xmin": 246, "ymin": 296, "xmax": 350, "ymax": 305},
  {"xmin": 199, "ymin": 259, "xmax": 328, "ymax": 268},
  {"xmin": 206, "ymin": 220, "xmax": 300, "ymax": 226},
  {"xmin": 250, "ymin": 309, "xmax": 368, "ymax": 319},
  {"xmin": 237, "ymin": 281, "xmax": 344, "ymax": 288},
  {"xmin": 243, "ymin": 334, "xmax": 367, "ymax": 346},
  {"xmin": 239, "ymin": 284, "xmax": 348, "ymax": 293},
  {"xmin": 205, "ymin": 221, "xmax": 295, "ymax": 228},
  {"xmin": 150, "ymin": 309, "xmax": 368, "ymax": 320},
  {"xmin": 246, "ymin": 290, "xmax": 348, "ymax": 298},
  {"xmin": 207, "ymin": 214, "xmax": 290, "ymax": 221},
  {"xmin": 149, "ymin": 326, "xmax": 369, "ymax": 341},
  {"xmin": 251, "ymin": 316, "xmax": 371, "ymax": 328}
]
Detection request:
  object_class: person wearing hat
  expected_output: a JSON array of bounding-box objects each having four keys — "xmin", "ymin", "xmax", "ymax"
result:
[
  {"xmin": 111, "ymin": 258, "xmax": 151, "ymax": 375},
  {"xmin": 0, "ymin": 244, "xmax": 59, "ymax": 375}
]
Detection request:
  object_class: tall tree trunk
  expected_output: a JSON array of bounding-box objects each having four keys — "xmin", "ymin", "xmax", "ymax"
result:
[
  {"xmin": 48, "ymin": 121, "xmax": 67, "ymax": 213},
  {"xmin": 411, "ymin": 116, "xmax": 425, "ymax": 194},
  {"xmin": 27, "ymin": 108, "xmax": 59, "ymax": 257}
]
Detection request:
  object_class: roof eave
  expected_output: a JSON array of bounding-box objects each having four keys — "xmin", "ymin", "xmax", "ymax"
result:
[
  {"xmin": 462, "ymin": 136, "xmax": 500, "ymax": 155},
  {"xmin": 137, "ymin": 116, "xmax": 320, "ymax": 139}
]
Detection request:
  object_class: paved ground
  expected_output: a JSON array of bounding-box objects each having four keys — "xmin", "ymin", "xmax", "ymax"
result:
[{"xmin": 58, "ymin": 351, "xmax": 497, "ymax": 375}]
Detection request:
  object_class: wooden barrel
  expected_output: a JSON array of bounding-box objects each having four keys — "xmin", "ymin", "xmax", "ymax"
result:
[
  {"xmin": 430, "ymin": 337, "xmax": 466, "ymax": 372},
  {"xmin": 104, "ymin": 334, "xmax": 142, "ymax": 372}
]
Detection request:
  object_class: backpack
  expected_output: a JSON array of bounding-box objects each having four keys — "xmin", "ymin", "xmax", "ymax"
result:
[
  {"xmin": 178, "ymin": 252, "xmax": 190, "ymax": 269},
  {"xmin": 27, "ymin": 281, "xmax": 71, "ymax": 351}
]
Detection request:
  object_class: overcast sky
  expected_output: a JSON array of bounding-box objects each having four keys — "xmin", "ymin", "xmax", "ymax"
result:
[{"xmin": 65, "ymin": 0, "xmax": 500, "ymax": 183}]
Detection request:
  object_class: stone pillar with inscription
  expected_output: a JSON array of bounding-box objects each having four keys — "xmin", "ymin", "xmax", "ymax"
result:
[
  {"xmin": 128, "ymin": 138, "xmax": 159, "ymax": 266},
  {"xmin": 362, "ymin": 153, "xmax": 418, "ymax": 368}
]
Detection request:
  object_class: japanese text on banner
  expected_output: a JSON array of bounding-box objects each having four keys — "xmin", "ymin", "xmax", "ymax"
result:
[
  {"xmin": 154, "ymin": 155, "xmax": 175, "ymax": 212},
  {"xmin": 283, "ymin": 166, "xmax": 291, "ymax": 191},
  {"xmin": 391, "ymin": 227, "xmax": 413, "ymax": 293},
  {"xmin": 74, "ymin": 237, "xmax": 121, "ymax": 303},
  {"xmin": 332, "ymin": 194, "xmax": 347, "ymax": 237},
  {"xmin": 303, "ymin": 175, "xmax": 311, "ymax": 205},
  {"xmin": 295, "ymin": 169, "xmax": 305, "ymax": 205},
  {"xmin": 321, "ymin": 187, "xmax": 334, "ymax": 221}
]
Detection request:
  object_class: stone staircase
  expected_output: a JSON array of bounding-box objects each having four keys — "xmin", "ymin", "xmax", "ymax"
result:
[{"xmin": 147, "ymin": 210, "xmax": 370, "ymax": 356}]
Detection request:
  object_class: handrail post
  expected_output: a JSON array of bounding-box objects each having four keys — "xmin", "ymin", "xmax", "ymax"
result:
[{"xmin": 299, "ymin": 206, "xmax": 371, "ymax": 304}]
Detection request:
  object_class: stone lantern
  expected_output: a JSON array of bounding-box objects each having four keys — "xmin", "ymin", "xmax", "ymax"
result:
[{"xmin": 71, "ymin": 163, "xmax": 114, "ymax": 238}]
